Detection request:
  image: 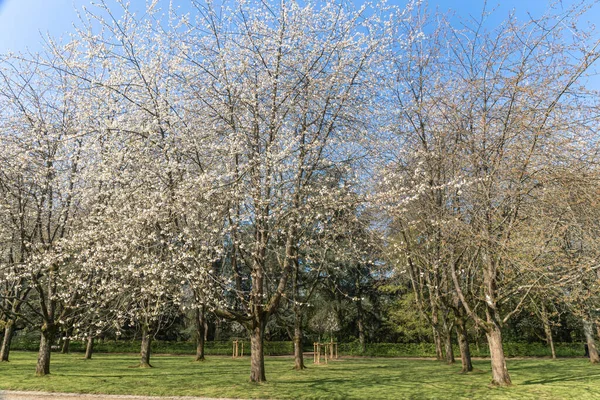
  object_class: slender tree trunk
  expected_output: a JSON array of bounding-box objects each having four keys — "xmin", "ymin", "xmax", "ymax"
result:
[
  {"xmin": 428, "ymin": 301, "xmax": 443, "ymax": 361},
  {"xmin": 61, "ymin": 328, "xmax": 72, "ymax": 354},
  {"xmin": 84, "ymin": 336, "xmax": 94, "ymax": 360},
  {"xmin": 195, "ymin": 306, "xmax": 206, "ymax": 362},
  {"xmin": 214, "ymin": 319, "xmax": 221, "ymax": 341},
  {"xmin": 443, "ymin": 319, "xmax": 455, "ymax": 364},
  {"xmin": 455, "ymin": 316, "xmax": 473, "ymax": 373},
  {"xmin": 0, "ymin": 320, "xmax": 15, "ymax": 362},
  {"xmin": 432, "ymin": 325, "xmax": 443, "ymax": 361},
  {"xmin": 293, "ymin": 307, "xmax": 305, "ymax": 370},
  {"xmin": 139, "ymin": 324, "xmax": 152, "ymax": 368},
  {"xmin": 61, "ymin": 338, "xmax": 70, "ymax": 354},
  {"xmin": 250, "ymin": 318, "xmax": 266, "ymax": 382},
  {"xmin": 291, "ymin": 245, "xmax": 306, "ymax": 371},
  {"xmin": 486, "ymin": 325, "xmax": 511, "ymax": 386},
  {"xmin": 36, "ymin": 324, "xmax": 56, "ymax": 376},
  {"xmin": 583, "ymin": 319, "xmax": 600, "ymax": 364},
  {"xmin": 356, "ymin": 297, "xmax": 366, "ymax": 354},
  {"xmin": 540, "ymin": 303, "xmax": 556, "ymax": 359}
]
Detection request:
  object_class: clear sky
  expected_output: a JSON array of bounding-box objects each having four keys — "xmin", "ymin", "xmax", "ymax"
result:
[{"xmin": 0, "ymin": 0, "xmax": 597, "ymax": 53}]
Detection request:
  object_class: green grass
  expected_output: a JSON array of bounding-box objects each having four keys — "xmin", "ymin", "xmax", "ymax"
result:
[{"xmin": 1, "ymin": 352, "xmax": 599, "ymax": 399}]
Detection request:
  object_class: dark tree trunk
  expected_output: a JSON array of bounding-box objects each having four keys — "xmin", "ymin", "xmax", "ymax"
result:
[
  {"xmin": 583, "ymin": 319, "xmax": 599, "ymax": 363},
  {"xmin": 0, "ymin": 320, "xmax": 15, "ymax": 362},
  {"xmin": 84, "ymin": 336, "xmax": 94, "ymax": 360},
  {"xmin": 455, "ymin": 315, "xmax": 473, "ymax": 373},
  {"xmin": 61, "ymin": 328, "xmax": 72, "ymax": 354},
  {"xmin": 486, "ymin": 325, "xmax": 511, "ymax": 386},
  {"xmin": 36, "ymin": 325, "xmax": 56, "ymax": 376},
  {"xmin": 195, "ymin": 306, "xmax": 207, "ymax": 362},
  {"xmin": 293, "ymin": 307, "xmax": 305, "ymax": 370},
  {"xmin": 214, "ymin": 319, "xmax": 221, "ymax": 341},
  {"xmin": 140, "ymin": 324, "xmax": 152, "ymax": 368},
  {"xmin": 61, "ymin": 338, "xmax": 70, "ymax": 354},
  {"xmin": 250, "ymin": 318, "xmax": 266, "ymax": 382}
]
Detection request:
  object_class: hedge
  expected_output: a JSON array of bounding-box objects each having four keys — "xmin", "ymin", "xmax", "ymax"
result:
[
  {"xmin": 8, "ymin": 335, "xmax": 586, "ymax": 358},
  {"xmin": 339, "ymin": 341, "xmax": 586, "ymax": 358},
  {"xmin": 9, "ymin": 337, "xmax": 293, "ymax": 356}
]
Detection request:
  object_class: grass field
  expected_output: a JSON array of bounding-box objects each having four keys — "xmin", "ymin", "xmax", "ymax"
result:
[{"xmin": 1, "ymin": 352, "xmax": 599, "ymax": 399}]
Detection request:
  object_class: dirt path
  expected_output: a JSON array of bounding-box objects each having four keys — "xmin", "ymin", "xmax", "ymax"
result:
[{"xmin": 0, "ymin": 391, "xmax": 240, "ymax": 400}]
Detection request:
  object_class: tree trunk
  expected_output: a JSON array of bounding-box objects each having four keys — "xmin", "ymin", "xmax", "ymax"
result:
[
  {"xmin": 61, "ymin": 329, "xmax": 71, "ymax": 354},
  {"xmin": 249, "ymin": 318, "xmax": 266, "ymax": 382},
  {"xmin": 583, "ymin": 319, "xmax": 599, "ymax": 363},
  {"xmin": 356, "ymin": 297, "xmax": 366, "ymax": 354},
  {"xmin": 540, "ymin": 304, "xmax": 556, "ymax": 359},
  {"xmin": 195, "ymin": 306, "xmax": 206, "ymax": 362},
  {"xmin": 443, "ymin": 319, "xmax": 455, "ymax": 364},
  {"xmin": 293, "ymin": 308, "xmax": 305, "ymax": 370},
  {"xmin": 543, "ymin": 321, "xmax": 556, "ymax": 359},
  {"xmin": 84, "ymin": 336, "xmax": 94, "ymax": 360},
  {"xmin": 140, "ymin": 324, "xmax": 152, "ymax": 368},
  {"xmin": 486, "ymin": 326, "xmax": 511, "ymax": 386},
  {"xmin": 427, "ymin": 283, "xmax": 444, "ymax": 362},
  {"xmin": 455, "ymin": 316, "xmax": 473, "ymax": 373},
  {"xmin": 443, "ymin": 332, "xmax": 455, "ymax": 364},
  {"xmin": 432, "ymin": 325, "xmax": 443, "ymax": 361},
  {"xmin": 214, "ymin": 319, "xmax": 221, "ymax": 341},
  {"xmin": 36, "ymin": 325, "xmax": 56, "ymax": 376},
  {"xmin": 0, "ymin": 320, "xmax": 15, "ymax": 362}
]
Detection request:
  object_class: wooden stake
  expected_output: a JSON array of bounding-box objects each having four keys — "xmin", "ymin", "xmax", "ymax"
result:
[{"xmin": 330, "ymin": 339, "xmax": 334, "ymax": 359}]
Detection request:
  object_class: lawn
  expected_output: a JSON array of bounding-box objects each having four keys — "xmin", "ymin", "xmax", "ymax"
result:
[{"xmin": 1, "ymin": 352, "xmax": 599, "ymax": 399}]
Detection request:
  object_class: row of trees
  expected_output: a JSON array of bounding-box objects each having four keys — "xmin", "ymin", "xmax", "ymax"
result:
[
  {"xmin": 1, "ymin": 0, "xmax": 599, "ymax": 386},
  {"xmin": 377, "ymin": 1, "xmax": 600, "ymax": 385}
]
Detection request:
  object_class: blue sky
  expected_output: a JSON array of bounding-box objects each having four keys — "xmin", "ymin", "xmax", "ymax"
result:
[{"xmin": 0, "ymin": 0, "xmax": 596, "ymax": 54}]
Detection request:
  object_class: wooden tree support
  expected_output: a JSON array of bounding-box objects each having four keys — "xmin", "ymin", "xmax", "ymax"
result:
[
  {"xmin": 232, "ymin": 340, "xmax": 244, "ymax": 358},
  {"xmin": 313, "ymin": 340, "xmax": 338, "ymax": 364}
]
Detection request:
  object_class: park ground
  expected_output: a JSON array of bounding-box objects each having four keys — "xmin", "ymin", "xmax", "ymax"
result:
[{"xmin": 1, "ymin": 352, "xmax": 599, "ymax": 399}]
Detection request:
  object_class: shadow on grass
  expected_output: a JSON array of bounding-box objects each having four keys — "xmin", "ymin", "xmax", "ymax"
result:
[
  {"xmin": 5, "ymin": 353, "xmax": 600, "ymax": 399},
  {"xmin": 522, "ymin": 372, "xmax": 600, "ymax": 385}
]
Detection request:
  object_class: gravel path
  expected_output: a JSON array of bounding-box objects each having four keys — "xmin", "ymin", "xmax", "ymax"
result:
[{"xmin": 0, "ymin": 391, "xmax": 240, "ymax": 400}]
